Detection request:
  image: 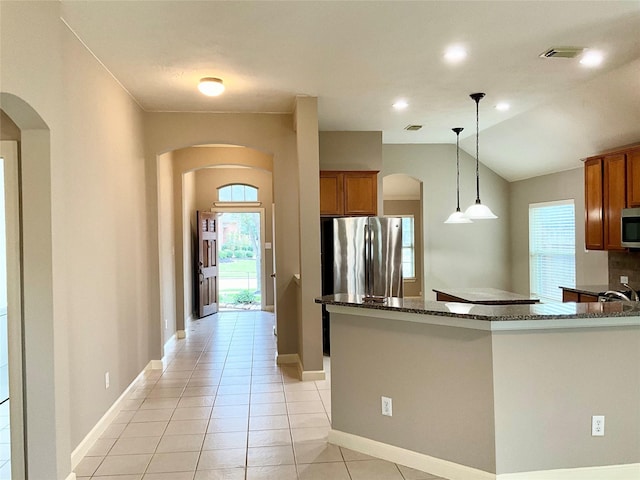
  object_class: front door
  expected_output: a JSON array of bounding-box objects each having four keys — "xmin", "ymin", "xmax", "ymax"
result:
[{"xmin": 197, "ymin": 211, "xmax": 218, "ymax": 317}]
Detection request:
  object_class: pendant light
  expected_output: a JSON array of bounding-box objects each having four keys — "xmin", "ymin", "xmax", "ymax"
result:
[
  {"xmin": 464, "ymin": 92, "xmax": 498, "ymax": 219},
  {"xmin": 445, "ymin": 127, "xmax": 472, "ymax": 224}
]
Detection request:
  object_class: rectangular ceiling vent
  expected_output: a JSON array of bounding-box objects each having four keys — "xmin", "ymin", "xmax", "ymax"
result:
[
  {"xmin": 539, "ymin": 47, "xmax": 584, "ymax": 59},
  {"xmin": 404, "ymin": 125, "xmax": 422, "ymax": 131}
]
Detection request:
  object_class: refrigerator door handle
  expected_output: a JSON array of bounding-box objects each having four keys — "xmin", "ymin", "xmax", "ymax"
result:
[{"xmin": 364, "ymin": 224, "xmax": 370, "ymax": 297}]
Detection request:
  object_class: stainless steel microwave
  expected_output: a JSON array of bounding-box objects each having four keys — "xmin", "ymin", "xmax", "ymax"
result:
[{"xmin": 621, "ymin": 208, "xmax": 640, "ymax": 248}]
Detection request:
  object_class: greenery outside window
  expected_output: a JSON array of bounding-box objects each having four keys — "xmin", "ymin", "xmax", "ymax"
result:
[{"xmin": 529, "ymin": 199, "xmax": 575, "ymax": 302}]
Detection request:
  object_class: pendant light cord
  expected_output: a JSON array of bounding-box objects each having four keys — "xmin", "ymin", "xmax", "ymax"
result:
[
  {"xmin": 455, "ymin": 128, "xmax": 462, "ymax": 211},
  {"xmin": 475, "ymin": 96, "xmax": 480, "ymax": 203},
  {"xmin": 457, "ymin": 133, "xmax": 461, "ymax": 210}
]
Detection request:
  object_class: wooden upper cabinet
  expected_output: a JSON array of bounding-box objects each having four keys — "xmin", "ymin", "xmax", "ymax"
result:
[
  {"xmin": 319, "ymin": 172, "xmax": 344, "ymax": 216},
  {"xmin": 603, "ymin": 153, "xmax": 627, "ymax": 250},
  {"xmin": 584, "ymin": 157, "xmax": 604, "ymax": 250},
  {"xmin": 627, "ymin": 147, "xmax": 640, "ymax": 207},
  {"xmin": 343, "ymin": 172, "xmax": 377, "ymax": 215},
  {"xmin": 319, "ymin": 170, "xmax": 378, "ymax": 216}
]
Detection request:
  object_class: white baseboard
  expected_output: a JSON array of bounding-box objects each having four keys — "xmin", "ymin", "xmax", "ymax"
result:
[
  {"xmin": 300, "ymin": 368, "xmax": 325, "ymax": 381},
  {"xmin": 276, "ymin": 353, "xmax": 299, "ymax": 365},
  {"xmin": 328, "ymin": 429, "xmax": 639, "ymax": 480},
  {"xmin": 496, "ymin": 464, "xmax": 640, "ymax": 480},
  {"xmin": 70, "ymin": 360, "xmax": 162, "ymax": 469},
  {"xmin": 176, "ymin": 329, "xmax": 186, "ymax": 339},
  {"xmin": 276, "ymin": 353, "xmax": 326, "ymax": 381},
  {"xmin": 329, "ymin": 429, "xmax": 495, "ymax": 480},
  {"xmin": 149, "ymin": 359, "xmax": 164, "ymax": 370},
  {"xmin": 65, "ymin": 473, "xmax": 76, "ymax": 480}
]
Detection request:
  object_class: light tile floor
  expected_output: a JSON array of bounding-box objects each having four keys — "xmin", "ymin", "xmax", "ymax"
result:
[{"xmin": 74, "ymin": 310, "xmax": 446, "ymax": 480}]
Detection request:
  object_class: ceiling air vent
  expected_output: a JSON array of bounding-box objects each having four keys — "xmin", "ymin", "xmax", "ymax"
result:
[
  {"xmin": 404, "ymin": 125, "xmax": 422, "ymax": 131},
  {"xmin": 539, "ymin": 47, "xmax": 584, "ymax": 59}
]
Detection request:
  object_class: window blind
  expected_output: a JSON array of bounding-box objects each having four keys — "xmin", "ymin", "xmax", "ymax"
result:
[
  {"xmin": 401, "ymin": 216, "xmax": 415, "ymax": 279},
  {"xmin": 529, "ymin": 200, "xmax": 576, "ymax": 302}
]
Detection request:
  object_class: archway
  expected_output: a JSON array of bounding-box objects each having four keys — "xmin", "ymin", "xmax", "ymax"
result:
[
  {"xmin": 0, "ymin": 93, "xmax": 65, "ymax": 479},
  {"xmin": 156, "ymin": 144, "xmax": 274, "ymax": 351},
  {"xmin": 382, "ymin": 173, "xmax": 424, "ymax": 297}
]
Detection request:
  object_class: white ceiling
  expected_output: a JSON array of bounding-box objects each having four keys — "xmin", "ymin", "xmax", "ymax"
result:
[{"xmin": 60, "ymin": 1, "xmax": 640, "ymax": 181}]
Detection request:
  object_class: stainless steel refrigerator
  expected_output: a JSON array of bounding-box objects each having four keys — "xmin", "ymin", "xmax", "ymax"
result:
[{"xmin": 333, "ymin": 216, "xmax": 403, "ymax": 300}]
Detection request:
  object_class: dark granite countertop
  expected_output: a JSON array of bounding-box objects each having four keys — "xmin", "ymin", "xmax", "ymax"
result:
[
  {"xmin": 559, "ymin": 284, "xmax": 638, "ymax": 296},
  {"xmin": 316, "ymin": 294, "xmax": 640, "ymax": 321},
  {"xmin": 432, "ymin": 287, "xmax": 539, "ymax": 305}
]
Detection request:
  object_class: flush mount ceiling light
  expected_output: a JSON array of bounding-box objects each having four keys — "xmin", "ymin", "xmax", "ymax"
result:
[
  {"xmin": 393, "ymin": 100, "xmax": 409, "ymax": 110},
  {"xmin": 444, "ymin": 45, "xmax": 467, "ymax": 63},
  {"xmin": 495, "ymin": 102, "xmax": 510, "ymax": 112},
  {"xmin": 445, "ymin": 127, "xmax": 473, "ymax": 224},
  {"xmin": 198, "ymin": 77, "xmax": 225, "ymax": 96},
  {"xmin": 580, "ymin": 49, "xmax": 604, "ymax": 67},
  {"xmin": 464, "ymin": 92, "xmax": 498, "ymax": 220}
]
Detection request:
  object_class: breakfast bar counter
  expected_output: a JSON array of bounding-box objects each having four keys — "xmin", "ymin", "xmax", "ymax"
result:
[{"xmin": 315, "ymin": 295, "xmax": 640, "ymax": 479}]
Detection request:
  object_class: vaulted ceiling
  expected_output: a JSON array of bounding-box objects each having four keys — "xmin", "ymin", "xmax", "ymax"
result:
[{"xmin": 60, "ymin": 1, "xmax": 640, "ymax": 181}]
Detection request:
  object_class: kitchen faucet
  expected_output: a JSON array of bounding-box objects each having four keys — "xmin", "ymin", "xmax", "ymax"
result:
[{"xmin": 622, "ymin": 283, "xmax": 640, "ymax": 302}]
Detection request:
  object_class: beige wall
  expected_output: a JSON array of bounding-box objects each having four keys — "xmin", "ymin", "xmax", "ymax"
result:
[
  {"xmin": 509, "ymin": 167, "xmax": 608, "ymax": 295},
  {"xmin": 383, "ymin": 144, "xmax": 510, "ymax": 299},
  {"xmin": 183, "ymin": 171, "xmax": 196, "ymax": 322},
  {"xmin": 383, "ymin": 199, "xmax": 423, "ymax": 297},
  {"xmin": 296, "ymin": 97, "xmax": 322, "ymax": 372},
  {"xmin": 158, "ymin": 151, "xmax": 176, "ymax": 346},
  {"xmin": 0, "ymin": 110, "xmax": 20, "ymax": 140},
  {"xmin": 1, "ymin": 2, "xmax": 155, "ymax": 478},
  {"xmin": 194, "ymin": 166, "xmax": 274, "ymax": 306}
]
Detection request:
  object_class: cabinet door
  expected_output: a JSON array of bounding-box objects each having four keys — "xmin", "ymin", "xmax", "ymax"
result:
[
  {"xmin": 603, "ymin": 153, "xmax": 627, "ymax": 250},
  {"xmin": 580, "ymin": 293, "xmax": 599, "ymax": 302},
  {"xmin": 319, "ymin": 172, "xmax": 344, "ymax": 215},
  {"xmin": 344, "ymin": 172, "xmax": 377, "ymax": 216},
  {"xmin": 562, "ymin": 290, "xmax": 580, "ymax": 303},
  {"xmin": 584, "ymin": 158, "xmax": 604, "ymax": 250},
  {"xmin": 627, "ymin": 148, "xmax": 640, "ymax": 207}
]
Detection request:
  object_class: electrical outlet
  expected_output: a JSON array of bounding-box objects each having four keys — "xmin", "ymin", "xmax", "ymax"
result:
[
  {"xmin": 105, "ymin": 372, "xmax": 110, "ymax": 389},
  {"xmin": 620, "ymin": 275, "xmax": 629, "ymax": 284},
  {"xmin": 592, "ymin": 415, "xmax": 605, "ymax": 436},
  {"xmin": 381, "ymin": 396, "xmax": 393, "ymax": 417}
]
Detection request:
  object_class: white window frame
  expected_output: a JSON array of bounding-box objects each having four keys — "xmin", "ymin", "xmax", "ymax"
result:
[
  {"xmin": 397, "ymin": 215, "xmax": 416, "ymax": 281},
  {"xmin": 529, "ymin": 199, "xmax": 576, "ymax": 302},
  {"xmin": 217, "ymin": 183, "xmax": 258, "ymax": 202}
]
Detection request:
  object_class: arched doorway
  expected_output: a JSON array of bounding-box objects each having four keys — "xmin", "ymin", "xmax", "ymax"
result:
[
  {"xmin": 382, "ymin": 173, "xmax": 424, "ymax": 297},
  {"xmin": 0, "ymin": 93, "xmax": 64, "ymax": 480},
  {"xmin": 156, "ymin": 145, "xmax": 274, "ymax": 349}
]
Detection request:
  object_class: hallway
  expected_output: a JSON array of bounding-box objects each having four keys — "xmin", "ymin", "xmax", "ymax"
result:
[{"xmin": 73, "ymin": 310, "xmax": 442, "ymax": 480}]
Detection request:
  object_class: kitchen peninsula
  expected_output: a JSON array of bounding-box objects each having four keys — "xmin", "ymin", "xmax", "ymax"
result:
[{"xmin": 316, "ymin": 295, "xmax": 640, "ymax": 480}]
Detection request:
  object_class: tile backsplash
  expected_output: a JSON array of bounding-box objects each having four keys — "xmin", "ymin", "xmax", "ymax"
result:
[{"xmin": 609, "ymin": 251, "xmax": 640, "ymax": 287}]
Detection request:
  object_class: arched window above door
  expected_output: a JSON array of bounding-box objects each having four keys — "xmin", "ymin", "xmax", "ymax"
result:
[{"xmin": 218, "ymin": 184, "xmax": 258, "ymax": 202}]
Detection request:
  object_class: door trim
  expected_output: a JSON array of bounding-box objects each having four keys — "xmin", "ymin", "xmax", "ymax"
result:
[
  {"xmin": 1, "ymin": 140, "xmax": 25, "ymax": 480},
  {"xmin": 211, "ymin": 207, "xmax": 266, "ymax": 311}
]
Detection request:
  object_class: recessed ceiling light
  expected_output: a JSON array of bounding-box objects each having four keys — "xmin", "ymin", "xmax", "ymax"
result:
[
  {"xmin": 495, "ymin": 102, "xmax": 510, "ymax": 111},
  {"xmin": 393, "ymin": 100, "xmax": 409, "ymax": 110},
  {"xmin": 198, "ymin": 77, "xmax": 225, "ymax": 96},
  {"xmin": 444, "ymin": 45, "xmax": 467, "ymax": 63},
  {"xmin": 580, "ymin": 50, "xmax": 604, "ymax": 67}
]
